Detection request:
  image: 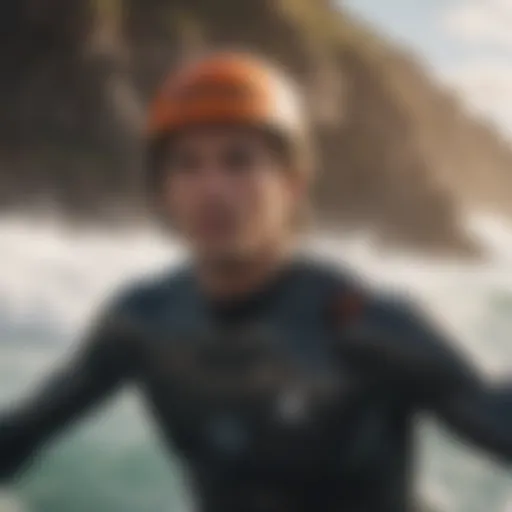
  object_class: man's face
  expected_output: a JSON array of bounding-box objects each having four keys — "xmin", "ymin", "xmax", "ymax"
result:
[{"xmin": 158, "ymin": 128, "xmax": 304, "ymax": 264}]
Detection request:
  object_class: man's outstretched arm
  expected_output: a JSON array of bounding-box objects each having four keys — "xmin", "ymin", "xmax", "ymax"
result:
[
  {"xmin": 0, "ymin": 300, "xmax": 140, "ymax": 481},
  {"xmin": 334, "ymin": 292, "xmax": 512, "ymax": 464}
]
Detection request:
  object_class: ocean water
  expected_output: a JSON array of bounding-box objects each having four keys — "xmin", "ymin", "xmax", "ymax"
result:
[{"xmin": 0, "ymin": 214, "xmax": 511, "ymax": 512}]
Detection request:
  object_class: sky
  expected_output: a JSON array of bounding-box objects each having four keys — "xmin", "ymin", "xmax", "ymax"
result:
[{"xmin": 343, "ymin": 0, "xmax": 512, "ymax": 137}]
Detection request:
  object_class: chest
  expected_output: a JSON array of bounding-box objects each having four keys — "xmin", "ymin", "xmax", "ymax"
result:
[{"xmin": 138, "ymin": 295, "xmax": 403, "ymax": 470}]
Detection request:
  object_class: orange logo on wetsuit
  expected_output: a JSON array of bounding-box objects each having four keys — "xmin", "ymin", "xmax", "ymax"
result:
[{"xmin": 330, "ymin": 290, "xmax": 366, "ymax": 327}]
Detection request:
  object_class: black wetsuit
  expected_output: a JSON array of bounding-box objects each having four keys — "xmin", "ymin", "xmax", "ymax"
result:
[{"xmin": 0, "ymin": 258, "xmax": 511, "ymax": 512}]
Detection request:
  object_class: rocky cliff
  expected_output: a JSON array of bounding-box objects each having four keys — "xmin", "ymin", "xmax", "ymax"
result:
[{"xmin": 0, "ymin": 0, "xmax": 511, "ymax": 255}]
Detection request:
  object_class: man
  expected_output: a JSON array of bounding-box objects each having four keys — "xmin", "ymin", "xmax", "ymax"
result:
[{"xmin": 0, "ymin": 52, "xmax": 511, "ymax": 512}]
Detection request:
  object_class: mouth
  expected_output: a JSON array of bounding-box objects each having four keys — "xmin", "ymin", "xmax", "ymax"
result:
[{"xmin": 195, "ymin": 211, "xmax": 239, "ymax": 240}]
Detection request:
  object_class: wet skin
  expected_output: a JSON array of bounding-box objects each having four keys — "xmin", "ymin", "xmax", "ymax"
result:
[{"xmin": 1, "ymin": 258, "xmax": 511, "ymax": 512}]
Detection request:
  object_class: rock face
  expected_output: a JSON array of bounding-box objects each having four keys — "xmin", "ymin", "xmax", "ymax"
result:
[{"xmin": 0, "ymin": 0, "xmax": 511, "ymax": 255}]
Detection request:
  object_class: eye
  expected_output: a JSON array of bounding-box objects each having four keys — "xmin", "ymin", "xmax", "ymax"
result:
[{"xmin": 221, "ymin": 144, "xmax": 263, "ymax": 174}]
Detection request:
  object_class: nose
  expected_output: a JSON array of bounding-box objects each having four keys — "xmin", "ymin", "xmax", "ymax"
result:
[{"xmin": 196, "ymin": 163, "xmax": 231, "ymax": 198}]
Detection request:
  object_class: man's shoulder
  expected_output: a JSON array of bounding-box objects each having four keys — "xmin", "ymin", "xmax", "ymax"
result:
[
  {"xmin": 300, "ymin": 257, "xmax": 421, "ymax": 328},
  {"xmin": 295, "ymin": 257, "xmax": 370, "ymax": 304},
  {"xmin": 108, "ymin": 264, "xmax": 193, "ymax": 317},
  {"xmin": 286, "ymin": 257, "xmax": 373, "ymax": 325}
]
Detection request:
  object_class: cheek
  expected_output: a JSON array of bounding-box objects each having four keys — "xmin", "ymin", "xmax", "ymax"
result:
[
  {"xmin": 244, "ymin": 173, "xmax": 293, "ymax": 225},
  {"xmin": 264, "ymin": 174, "xmax": 294, "ymax": 213},
  {"xmin": 232, "ymin": 176, "xmax": 267, "ymax": 219},
  {"xmin": 160, "ymin": 174, "xmax": 200, "ymax": 225}
]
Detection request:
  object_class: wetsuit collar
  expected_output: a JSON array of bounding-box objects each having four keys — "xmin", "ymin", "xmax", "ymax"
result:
[{"xmin": 199, "ymin": 256, "xmax": 303, "ymax": 324}]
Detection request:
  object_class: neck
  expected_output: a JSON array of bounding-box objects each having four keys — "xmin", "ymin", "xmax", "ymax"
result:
[{"xmin": 196, "ymin": 243, "xmax": 294, "ymax": 300}]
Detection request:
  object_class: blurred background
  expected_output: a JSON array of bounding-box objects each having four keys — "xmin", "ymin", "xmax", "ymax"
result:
[{"xmin": 0, "ymin": 0, "xmax": 511, "ymax": 511}]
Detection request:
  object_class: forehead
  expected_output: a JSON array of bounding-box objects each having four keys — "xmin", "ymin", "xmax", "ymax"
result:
[{"xmin": 167, "ymin": 125, "xmax": 274, "ymax": 152}]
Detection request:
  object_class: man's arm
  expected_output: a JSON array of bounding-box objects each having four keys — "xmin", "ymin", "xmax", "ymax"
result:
[
  {"xmin": 0, "ymin": 295, "xmax": 141, "ymax": 481},
  {"xmin": 334, "ymin": 292, "xmax": 512, "ymax": 464}
]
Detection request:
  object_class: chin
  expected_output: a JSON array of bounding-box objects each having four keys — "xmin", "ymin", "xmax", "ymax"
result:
[{"xmin": 197, "ymin": 240, "xmax": 256, "ymax": 267}]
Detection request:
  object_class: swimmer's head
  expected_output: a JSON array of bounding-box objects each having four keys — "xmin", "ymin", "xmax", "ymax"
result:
[{"xmin": 145, "ymin": 51, "xmax": 314, "ymax": 267}]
